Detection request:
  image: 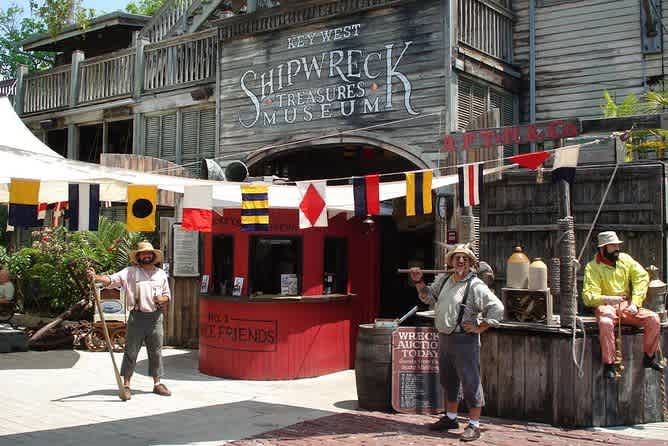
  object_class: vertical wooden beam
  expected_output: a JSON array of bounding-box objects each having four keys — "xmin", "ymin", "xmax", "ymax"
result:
[
  {"xmin": 102, "ymin": 120, "xmax": 109, "ymax": 155},
  {"xmin": 14, "ymin": 65, "xmax": 28, "ymax": 115},
  {"xmin": 67, "ymin": 124, "xmax": 79, "ymax": 160},
  {"xmin": 70, "ymin": 50, "xmax": 85, "ymax": 108},
  {"xmin": 133, "ymin": 112, "xmax": 143, "ymax": 156},
  {"xmin": 134, "ymin": 37, "xmax": 148, "ymax": 99},
  {"xmin": 176, "ymin": 109, "xmax": 183, "ymax": 165}
]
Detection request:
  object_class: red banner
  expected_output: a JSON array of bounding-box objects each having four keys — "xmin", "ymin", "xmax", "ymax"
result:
[{"xmin": 442, "ymin": 119, "xmax": 580, "ymax": 152}]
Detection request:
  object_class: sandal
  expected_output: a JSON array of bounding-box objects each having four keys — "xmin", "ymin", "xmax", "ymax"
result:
[{"xmin": 153, "ymin": 383, "xmax": 171, "ymax": 396}]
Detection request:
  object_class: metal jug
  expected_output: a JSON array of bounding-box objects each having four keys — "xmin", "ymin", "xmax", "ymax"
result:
[{"xmin": 645, "ymin": 265, "xmax": 667, "ymax": 323}]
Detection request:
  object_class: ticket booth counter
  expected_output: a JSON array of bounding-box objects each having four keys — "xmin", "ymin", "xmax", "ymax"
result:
[{"xmin": 198, "ymin": 209, "xmax": 380, "ymax": 380}]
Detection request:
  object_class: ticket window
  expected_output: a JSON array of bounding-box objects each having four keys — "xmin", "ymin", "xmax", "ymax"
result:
[
  {"xmin": 324, "ymin": 237, "xmax": 348, "ymax": 294},
  {"xmin": 249, "ymin": 236, "xmax": 302, "ymax": 295},
  {"xmin": 212, "ymin": 235, "xmax": 234, "ymax": 295}
]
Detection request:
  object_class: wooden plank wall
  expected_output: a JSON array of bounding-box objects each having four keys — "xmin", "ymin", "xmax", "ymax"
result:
[
  {"xmin": 480, "ymin": 327, "xmax": 668, "ymax": 427},
  {"xmin": 513, "ymin": 0, "xmax": 665, "ymax": 122},
  {"xmin": 219, "ymin": 0, "xmax": 446, "ymax": 166},
  {"xmin": 480, "ymin": 162, "xmax": 667, "ymax": 295},
  {"xmin": 165, "ymin": 277, "xmax": 200, "ymax": 348}
]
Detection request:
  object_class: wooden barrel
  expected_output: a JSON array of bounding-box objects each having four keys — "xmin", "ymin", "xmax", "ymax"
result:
[{"xmin": 355, "ymin": 323, "xmax": 394, "ymax": 411}]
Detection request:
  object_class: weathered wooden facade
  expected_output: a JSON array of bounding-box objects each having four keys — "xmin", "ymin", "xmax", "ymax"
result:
[{"xmin": 514, "ymin": 0, "xmax": 668, "ymax": 121}]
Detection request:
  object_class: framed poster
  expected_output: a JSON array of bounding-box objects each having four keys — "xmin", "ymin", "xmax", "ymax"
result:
[
  {"xmin": 172, "ymin": 223, "xmax": 199, "ymax": 277},
  {"xmin": 391, "ymin": 326, "xmax": 443, "ymax": 414}
]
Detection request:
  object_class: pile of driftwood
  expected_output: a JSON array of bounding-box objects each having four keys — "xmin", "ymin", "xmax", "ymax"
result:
[{"xmin": 26, "ymin": 293, "xmax": 94, "ymax": 350}]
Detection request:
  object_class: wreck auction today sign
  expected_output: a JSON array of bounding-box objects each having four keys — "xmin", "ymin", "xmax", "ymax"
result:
[
  {"xmin": 237, "ymin": 23, "xmax": 419, "ymax": 128},
  {"xmin": 391, "ymin": 326, "xmax": 443, "ymax": 414}
]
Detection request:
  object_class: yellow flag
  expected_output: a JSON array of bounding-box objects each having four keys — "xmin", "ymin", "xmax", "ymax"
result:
[{"xmin": 127, "ymin": 185, "xmax": 157, "ymax": 232}]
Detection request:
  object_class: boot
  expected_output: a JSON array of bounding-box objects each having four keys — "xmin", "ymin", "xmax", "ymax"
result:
[
  {"xmin": 604, "ymin": 364, "xmax": 617, "ymax": 379},
  {"xmin": 643, "ymin": 353, "xmax": 665, "ymax": 372}
]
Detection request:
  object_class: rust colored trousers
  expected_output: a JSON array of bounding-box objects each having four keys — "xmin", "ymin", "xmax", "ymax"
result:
[{"xmin": 595, "ymin": 301, "xmax": 661, "ymax": 365}]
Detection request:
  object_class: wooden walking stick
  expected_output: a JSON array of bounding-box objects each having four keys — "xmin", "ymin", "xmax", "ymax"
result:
[{"xmin": 90, "ymin": 280, "xmax": 130, "ymax": 401}]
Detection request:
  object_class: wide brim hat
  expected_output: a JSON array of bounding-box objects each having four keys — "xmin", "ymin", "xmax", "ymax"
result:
[
  {"xmin": 597, "ymin": 231, "xmax": 623, "ymax": 248},
  {"xmin": 130, "ymin": 241, "xmax": 163, "ymax": 264},
  {"xmin": 445, "ymin": 244, "xmax": 478, "ymax": 268}
]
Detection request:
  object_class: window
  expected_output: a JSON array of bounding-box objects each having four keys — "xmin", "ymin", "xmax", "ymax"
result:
[
  {"xmin": 249, "ymin": 237, "xmax": 302, "ymax": 295},
  {"xmin": 324, "ymin": 238, "xmax": 348, "ymax": 295},
  {"xmin": 212, "ymin": 235, "xmax": 234, "ymax": 295}
]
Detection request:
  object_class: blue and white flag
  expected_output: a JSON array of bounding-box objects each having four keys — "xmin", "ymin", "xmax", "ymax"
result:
[{"xmin": 68, "ymin": 183, "xmax": 100, "ymax": 231}]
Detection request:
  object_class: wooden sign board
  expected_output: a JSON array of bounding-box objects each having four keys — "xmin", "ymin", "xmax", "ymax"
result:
[
  {"xmin": 391, "ymin": 326, "xmax": 443, "ymax": 414},
  {"xmin": 442, "ymin": 119, "xmax": 580, "ymax": 152}
]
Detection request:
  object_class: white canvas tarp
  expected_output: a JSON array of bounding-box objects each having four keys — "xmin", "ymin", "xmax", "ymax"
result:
[{"xmin": 0, "ymin": 98, "xmax": 508, "ymax": 210}]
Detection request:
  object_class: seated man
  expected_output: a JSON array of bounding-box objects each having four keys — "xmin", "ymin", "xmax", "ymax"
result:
[
  {"xmin": 582, "ymin": 231, "xmax": 664, "ymax": 379},
  {"xmin": 0, "ymin": 268, "xmax": 15, "ymax": 304}
]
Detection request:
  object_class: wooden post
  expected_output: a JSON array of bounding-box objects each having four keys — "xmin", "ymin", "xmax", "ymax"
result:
[
  {"xmin": 14, "ymin": 65, "xmax": 28, "ymax": 115},
  {"xmin": 70, "ymin": 50, "xmax": 85, "ymax": 108},
  {"xmin": 67, "ymin": 124, "xmax": 79, "ymax": 160},
  {"xmin": 134, "ymin": 36, "xmax": 148, "ymax": 99}
]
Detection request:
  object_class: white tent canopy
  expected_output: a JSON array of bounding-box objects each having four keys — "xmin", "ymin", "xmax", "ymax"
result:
[{"xmin": 0, "ymin": 97, "xmax": 507, "ymax": 210}]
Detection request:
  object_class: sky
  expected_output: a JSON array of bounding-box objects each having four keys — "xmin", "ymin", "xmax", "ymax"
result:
[{"xmin": 7, "ymin": 0, "xmax": 131, "ymax": 18}]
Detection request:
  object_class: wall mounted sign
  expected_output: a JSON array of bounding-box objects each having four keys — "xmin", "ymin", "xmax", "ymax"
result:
[
  {"xmin": 391, "ymin": 326, "xmax": 443, "ymax": 414},
  {"xmin": 442, "ymin": 119, "xmax": 580, "ymax": 152},
  {"xmin": 172, "ymin": 223, "xmax": 199, "ymax": 277}
]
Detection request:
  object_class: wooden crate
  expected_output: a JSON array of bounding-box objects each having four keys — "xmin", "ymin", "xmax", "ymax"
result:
[{"xmin": 501, "ymin": 288, "xmax": 558, "ymax": 326}]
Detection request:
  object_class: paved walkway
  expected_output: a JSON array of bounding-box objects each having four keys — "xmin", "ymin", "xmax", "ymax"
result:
[{"xmin": 0, "ymin": 346, "xmax": 666, "ymax": 446}]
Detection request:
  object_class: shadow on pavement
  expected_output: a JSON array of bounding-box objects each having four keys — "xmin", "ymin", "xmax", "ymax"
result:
[
  {"xmin": 52, "ymin": 388, "xmax": 154, "ymax": 402},
  {"xmin": 0, "ymin": 400, "xmax": 334, "ymax": 446},
  {"xmin": 133, "ymin": 349, "xmax": 226, "ymax": 382},
  {"xmin": 0, "ymin": 350, "xmax": 80, "ymax": 370}
]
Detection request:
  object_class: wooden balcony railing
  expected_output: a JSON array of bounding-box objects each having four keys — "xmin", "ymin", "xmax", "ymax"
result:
[
  {"xmin": 78, "ymin": 49, "xmax": 135, "ymax": 104},
  {"xmin": 143, "ymin": 30, "xmax": 217, "ymax": 92},
  {"xmin": 458, "ymin": 0, "xmax": 514, "ymax": 63},
  {"xmin": 139, "ymin": 0, "xmax": 197, "ymax": 43},
  {"xmin": 22, "ymin": 66, "xmax": 70, "ymax": 114}
]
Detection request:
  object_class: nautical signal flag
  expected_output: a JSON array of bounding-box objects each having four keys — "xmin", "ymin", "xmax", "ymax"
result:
[
  {"xmin": 405, "ymin": 171, "xmax": 432, "ymax": 216},
  {"xmin": 297, "ymin": 180, "xmax": 327, "ymax": 229},
  {"xmin": 353, "ymin": 175, "xmax": 380, "ymax": 218},
  {"xmin": 182, "ymin": 185, "xmax": 213, "ymax": 232},
  {"xmin": 241, "ymin": 185, "xmax": 269, "ymax": 231},
  {"xmin": 508, "ymin": 151, "xmax": 551, "ymax": 170},
  {"xmin": 552, "ymin": 145, "xmax": 580, "ymax": 184},
  {"xmin": 9, "ymin": 179, "xmax": 40, "ymax": 227},
  {"xmin": 458, "ymin": 163, "xmax": 483, "ymax": 208},
  {"xmin": 68, "ymin": 183, "xmax": 100, "ymax": 231},
  {"xmin": 127, "ymin": 185, "xmax": 157, "ymax": 232}
]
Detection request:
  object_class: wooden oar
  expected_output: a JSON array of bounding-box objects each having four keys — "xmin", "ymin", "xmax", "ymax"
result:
[{"xmin": 90, "ymin": 282, "xmax": 130, "ymax": 401}]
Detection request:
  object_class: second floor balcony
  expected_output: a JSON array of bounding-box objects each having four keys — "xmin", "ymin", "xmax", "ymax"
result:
[{"xmin": 13, "ymin": 0, "xmax": 516, "ymax": 116}]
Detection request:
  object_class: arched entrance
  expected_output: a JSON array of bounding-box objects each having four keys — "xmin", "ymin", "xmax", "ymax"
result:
[{"xmin": 245, "ymin": 133, "xmax": 436, "ymax": 322}]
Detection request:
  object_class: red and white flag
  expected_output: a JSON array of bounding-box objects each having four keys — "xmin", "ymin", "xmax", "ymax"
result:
[
  {"xmin": 182, "ymin": 185, "xmax": 213, "ymax": 232},
  {"xmin": 458, "ymin": 163, "xmax": 483, "ymax": 208},
  {"xmin": 297, "ymin": 181, "xmax": 327, "ymax": 229}
]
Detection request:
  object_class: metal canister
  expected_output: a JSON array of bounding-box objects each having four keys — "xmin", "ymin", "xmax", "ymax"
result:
[{"xmin": 645, "ymin": 265, "xmax": 667, "ymax": 323}]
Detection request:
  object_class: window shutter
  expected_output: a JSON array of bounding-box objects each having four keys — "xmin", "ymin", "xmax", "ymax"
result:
[
  {"xmin": 144, "ymin": 116, "xmax": 161, "ymax": 158},
  {"xmin": 457, "ymin": 77, "xmax": 473, "ymax": 130},
  {"xmin": 101, "ymin": 205, "xmax": 127, "ymax": 223},
  {"xmin": 182, "ymin": 107, "xmax": 216, "ymax": 177},
  {"xmin": 160, "ymin": 113, "xmax": 177, "ymax": 163}
]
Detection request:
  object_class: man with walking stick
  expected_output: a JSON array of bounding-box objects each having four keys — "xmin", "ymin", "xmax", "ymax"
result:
[{"xmin": 88, "ymin": 241, "xmax": 172, "ymax": 398}]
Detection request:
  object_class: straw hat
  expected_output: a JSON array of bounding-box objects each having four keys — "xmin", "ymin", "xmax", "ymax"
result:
[
  {"xmin": 597, "ymin": 231, "xmax": 623, "ymax": 248},
  {"xmin": 130, "ymin": 241, "xmax": 163, "ymax": 264},
  {"xmin": 445, "ymin": 244, "xmax": 478, "ymax": 268}
]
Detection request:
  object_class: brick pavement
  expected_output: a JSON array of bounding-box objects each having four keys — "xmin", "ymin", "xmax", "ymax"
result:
[{"xmin": 228, "ymin": 411, "xmax": 668, "ymax": 446}]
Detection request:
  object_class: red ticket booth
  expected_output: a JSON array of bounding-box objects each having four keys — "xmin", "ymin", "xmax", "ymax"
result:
[{"xmin": 198, "ymin": 209, "xmax": 380, "ymax": 380}]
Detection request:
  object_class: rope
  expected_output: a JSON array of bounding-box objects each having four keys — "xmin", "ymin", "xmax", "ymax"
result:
[{"xmin": 568, "ymin": 138, "xmax": 623, "ymax": 378}]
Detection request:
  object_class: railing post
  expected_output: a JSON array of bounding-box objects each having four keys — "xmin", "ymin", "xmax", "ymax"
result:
[
  {"xmin": 134, "ymin": 35, "xmax": 149, "ymax": 98},
  {"xmin": 14, "ymin": 65, "xmax": 28, "ymax": 115},
  {"xmin": 70, "ymin": 50, "xmax": 85, "ymax": 108}
]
